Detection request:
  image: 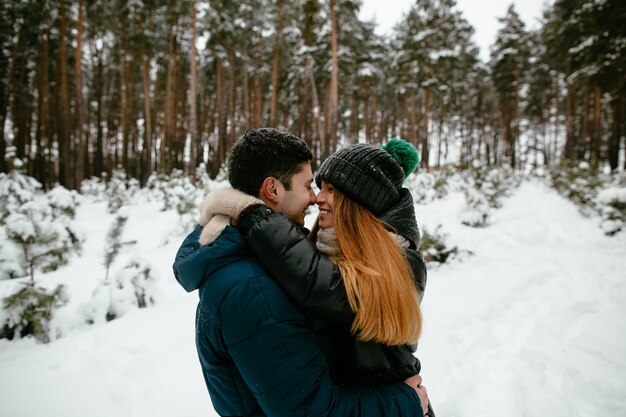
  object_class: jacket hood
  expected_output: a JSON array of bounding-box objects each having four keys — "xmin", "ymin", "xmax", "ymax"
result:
[
  {"xmin": 173, "ymin": 225, "xmax": 250, "ymax": 292},
  {"xmin": 378, "ymin": 188, "xmax": 421, "ymax": 249}
]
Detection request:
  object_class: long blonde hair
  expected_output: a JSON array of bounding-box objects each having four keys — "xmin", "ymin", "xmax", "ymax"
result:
[{"xmin": 333, "ymin": 189, "xmax": 422, "ymax": 345}]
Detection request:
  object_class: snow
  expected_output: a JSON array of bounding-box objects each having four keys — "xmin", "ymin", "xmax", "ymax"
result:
[
  {"xmin": 569, "ymin": 35, "xmax": 598, "ymax": 56},
  {"xmin": 1, "ymin": 179, "xmax": 625, "ymax": 416},
  {"xmin": 597, "ymin": 187, "xmax": 626, "ymax": 204}
]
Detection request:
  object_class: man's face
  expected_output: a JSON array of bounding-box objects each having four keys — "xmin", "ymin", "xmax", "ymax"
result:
[{"xmin": 275, "ymin": 163, "xmax": 316, "ymax": 226}]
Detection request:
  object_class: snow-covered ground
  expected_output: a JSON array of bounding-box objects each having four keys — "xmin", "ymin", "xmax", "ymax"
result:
[{"xmin": 1, "ymin": 179, "xmax": 625, "ymax": 417}]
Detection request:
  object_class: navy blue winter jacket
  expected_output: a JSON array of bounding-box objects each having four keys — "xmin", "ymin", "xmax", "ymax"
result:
[{"xmin": 173, "ymin": 225, "xmax": 424, "ymax": 417}]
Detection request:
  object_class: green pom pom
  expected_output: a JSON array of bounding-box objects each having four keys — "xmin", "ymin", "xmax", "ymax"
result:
[{"xmin": 382, "ymin": 138, "xmax": 419, "ymax": 178}]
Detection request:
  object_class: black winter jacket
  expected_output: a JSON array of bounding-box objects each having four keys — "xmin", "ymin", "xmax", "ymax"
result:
[{"xmin": 238, "ymin": 188, "xmax": 428, "ymax": 386}]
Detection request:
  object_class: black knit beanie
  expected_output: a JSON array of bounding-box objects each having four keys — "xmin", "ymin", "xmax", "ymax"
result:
[{"xmin": 315, "ymin": 139, "xmax": 419, "ymax": 215}]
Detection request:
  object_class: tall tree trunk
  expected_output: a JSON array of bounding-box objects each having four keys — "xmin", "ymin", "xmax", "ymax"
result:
[
  {"xmin": 216, "ymin": 57, "xmax": 227, "ymax": 168},
  {"xmin": 58, "ymin": 0, "xmax": 71, "ymax": 187},
  {"xmin": 400, "ymin": 96, "xmax": 409, "ymax": 144},
  {"xmin": 242, "ymin": 53, "xmax": 250, "ymax": 130},
  {"xmin": 309, "ymin": 69, "xmax": 324, "ymax": 166},
  {"xmin": 74, "ymin": 0, "xmax": 85, "ymax": 186},
  {"xmin": 564, "ymin": 62, "xmax": 577, "ymax": 162},
  {"xmin": 229, "ymin": 51, "xmax": 237, "ymax": 147},
  {"xmin": 363, "ymin": 82, "xmax": 371, "ymax": 143},
  {"xmin": 581, "ymin": 86, "xmax": 590, "ymax": 160},
  {"xmin": 141, "ymin": 49, "xmax": 152, "ymax": 182},
  {"xmin": 410, "ymin": 94, "xmax": 418, "ymax": 147},
  {"xmin": 189, "ymin": 4, "xmax": 198, "ymax": 171},
  {"xmin": 591, "ymin": 84, "xmax": 601, "ymax": 168},
  {"xmin": 371, "ymin": 94, "xmax": 378, "ymax": 143},
  {"xmin": 0, "ymin": 7, "xmax": 12, "ymax": 173},
  {"xmin": 512, "ymin": 69, "xmax": 521, "ymax": 168},
  {"xmin": 421, "ymin": 68, "xmax": 431, "ymax": 169},
  {"xmin": 94, "ymin": 42, "xmax": 104, "ymax": 177},
  {"xmin": 36, "ymin": 30, "xmax": 49, "ymax": 187},
  {"xmin": 163, "ymin": 23, "xmax": 177, "ymax": 172},
  {"xmin": 11, "ymin": 28, "xmax": 28, "ymax": 164},
  {"xmin": 270, "ymin": 0, "xmax": 285, "ymax": 126},
  {"xmin": 327, "ymin": 0, "xmax": 339, "ymax": 157},
  {"xmin": 608, "ymin": 97, "xmax": 623, "ymax": 172},
  {"xmin": 119, "ymin": 20, "xmax": 132, "ymax": 174}
]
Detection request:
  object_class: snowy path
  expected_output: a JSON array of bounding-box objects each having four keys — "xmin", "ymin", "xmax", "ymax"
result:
[
  {"xmin": 0, "ymin": 179, "xmax": 625, "ymax": 417},
  {"xmin": 419, "ymin": 180, "xmax": 626, "ymax": 416}
]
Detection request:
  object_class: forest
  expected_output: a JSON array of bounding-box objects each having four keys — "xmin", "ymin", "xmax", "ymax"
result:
[{"xmin": 1, "ymin": 0, "xmax": 625, "ymax": 189}]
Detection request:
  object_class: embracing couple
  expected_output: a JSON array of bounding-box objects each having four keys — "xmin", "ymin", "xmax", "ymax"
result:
[{"xmin": 173, "ymin": 128, "xmax": 433, "ymax": 416}]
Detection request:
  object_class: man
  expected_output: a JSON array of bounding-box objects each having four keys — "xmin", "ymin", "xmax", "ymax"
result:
[{"xmin": 173, "ymin": 128, "xmax": 427, "ymax": 416}]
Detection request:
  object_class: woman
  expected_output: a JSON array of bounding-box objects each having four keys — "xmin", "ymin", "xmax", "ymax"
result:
[{"xmin": 237, "ymin": 139, "xmax": 432, "ymax": 415}]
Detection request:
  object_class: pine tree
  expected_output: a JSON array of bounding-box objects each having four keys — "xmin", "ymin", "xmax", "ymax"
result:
[
  {"xmin": 103, "ymin": 208, "xmax": 135, "ymax": 282},
  {"xmin": 490, "ymin": 5, "xmax": 530, "ymax": 168}
]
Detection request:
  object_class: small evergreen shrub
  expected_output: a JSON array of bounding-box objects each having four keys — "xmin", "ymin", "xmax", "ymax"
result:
[
  {"xmin": 82, "ymin": 258, "xmax": 157, "ymax": 324},
  {"xmin": 420, "ymin": 225, "xmax": 462, "ymax": 265},
  {"xmin": 460, "ymin": 188, "xmax": 490, "ymax": 227},
  {"xmin": 0, "ymin": 283, "xmax": 68, "ymax": 343},
  {"xmin": 106, "ymin": 168, "xmax": 129, "ymax": 213},
  {"xmin": 548, "ymin": 163, "xmax": 626, "ymax": 235},
  {"xmin": 596, "ymin": 187, "xmax": 626, "ymax": 236},
  {"xmin": 47, "ymin": 185, "xmax": 81, "ymax": 219},
  {"xmin": 548, "ymin": 163, "xmax": 604, "ymax": 214},
  {"xmin": 103, "ymin": 208, "xmax": 136, "ymax": 281},
  {"xmin": 406, "ymin": 170, "xmax": 451, "ymax": 204},
  {"xmin": 459, "ymin": 165, "xmax": 520, "ymax": 227},
  {"xmin": 0, "ymin": 165, "xmax": 42, "ymax": 222},
  {"xmin": 80, "ymin": 176, "xmax": 106, "ymax": 199},
  {"xmin": 4, "ymin": 200, "xmax": 82, "ymax": 277},
  {"xmin": 80, "ymin": 209, "xmax": 158, "ymax": 325}
]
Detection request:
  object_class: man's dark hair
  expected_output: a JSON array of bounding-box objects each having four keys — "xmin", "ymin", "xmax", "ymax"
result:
[{"xmin": 228, "ymin": 128, "xmax": 313, "ymax": 196}]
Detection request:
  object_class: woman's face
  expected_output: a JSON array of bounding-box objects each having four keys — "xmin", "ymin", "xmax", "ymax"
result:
[{"xmin": 316, "ymin": 181, "xmax": 335, "ymax": 229}]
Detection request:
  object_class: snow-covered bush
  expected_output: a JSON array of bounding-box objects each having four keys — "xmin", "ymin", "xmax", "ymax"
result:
[
  {"xmin": 168, "ymin": 169, "xmax": 200, "ymax": 223},
  {"xmin": 0, "ymin": 226, "xmax": 24, "ymax": 279},
  {"xmin": 596, "ymin": 187, "xmax": 626, "ymax": 236},
  {"xmin": 0, "ymin": 166, "xmax": 42, "ymax": 222},
  {"xmin": 548, "ymin": 163, "xmax": 604, "ymax": 214},
  {"xmin": 195, "ymin": 163, "xmax": 215, "ymax": 195},
  {"xmin": 0, "ymin": 283, "xmax": 68, "ymax": 343},
  {"xmin": 47, "ymin": 185, "xmax": 81, "ymax": 220},
  {"xmin": 80, "ymin": 208, "xmax": 156, "ymax": 324},
  {"xmin": 106, "ymin": 168, "xmax": 129, "ymax": 213},
  {"xmin": 459, "ymin": 165, "xmax": 520, "ymax": 227},
  {"xmin": 3, "ymin": 200, "xmax": 82, "ymax": 279},
  {"xmin": 104, "ymin": 208, "xmax": 136, "ymax": 281},
  {"xmin": 405, "ymin": 169, "xmax": 451, "ymax": 204},
  {"xmin": 145, "ymin": 171, "xmax": 169, "ymax": 202},
  {"xmin": 548, "ymin": 163, "xmax": 625, "ymax": 235},
  {"xmin": 112, "ymin": 258, "xmax": 158, "ymax": 312},
  {"xmin": 468, "ymin": 165, "xmax": 519, "ymax": 209},
  {"xmin": 80, "ymin": 176, "xmax": 106, "ymax": 198},
  {"xmin": 82, "ymin": 258, "xmax": 158, "ymax": 324},
  {"xmin": 147, "ymin": 169, "xmax": 201, "ymax": 223},
  {"xmin": 460, "ymin": 187, "xmax": 490, "ymax": 227},
  {"xmin": 419, "ymin": 225, "xmax": 462, "ymax": 265}
]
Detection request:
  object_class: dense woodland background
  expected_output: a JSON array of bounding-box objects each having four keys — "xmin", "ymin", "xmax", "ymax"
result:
[{"xmin": 1, "ymin": 0, "xmax": 625, "ymax": 190}]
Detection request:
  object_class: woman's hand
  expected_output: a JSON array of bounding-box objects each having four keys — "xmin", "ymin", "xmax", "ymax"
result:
[{"xmin": 404, "ymin": 374, "xmax": 429, "ymax": 416}]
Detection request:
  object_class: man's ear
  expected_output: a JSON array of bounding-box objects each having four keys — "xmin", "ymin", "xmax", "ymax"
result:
[{"xmin": 259, "ymin": 177, "xmax": 281, "ymax": 204}]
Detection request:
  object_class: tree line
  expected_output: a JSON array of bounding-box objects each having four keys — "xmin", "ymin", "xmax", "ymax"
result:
[{"xmin": 1, "ymin": 0, "xmax": 624, "ymax": 190}]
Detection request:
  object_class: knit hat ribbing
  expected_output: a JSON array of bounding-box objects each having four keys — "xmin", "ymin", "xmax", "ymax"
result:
[{"xmin": 315, "ymin": 140, "xmax": 418, "ymax": 215}]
